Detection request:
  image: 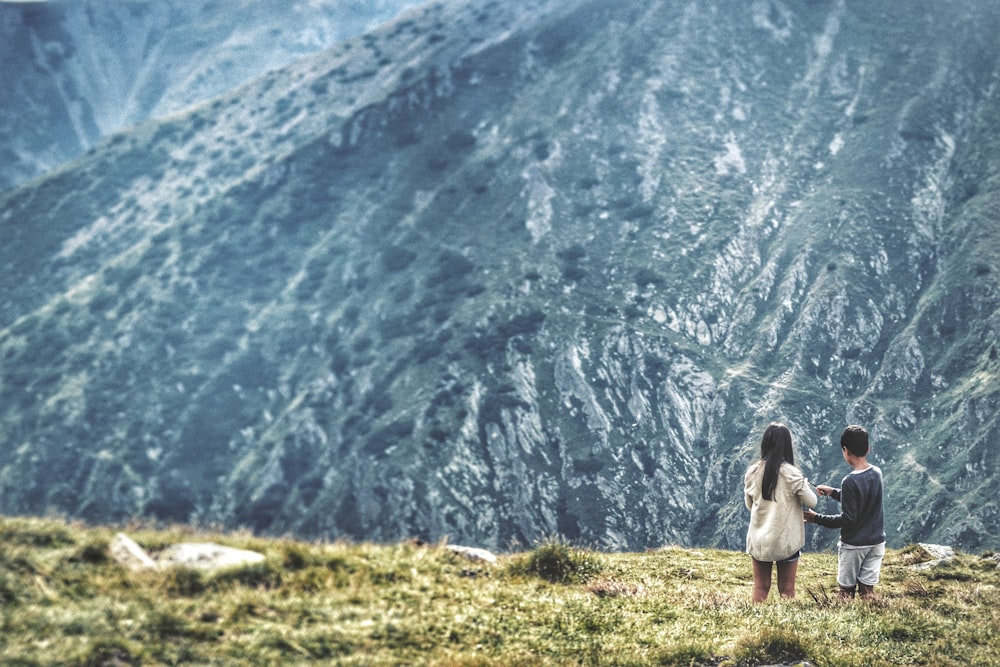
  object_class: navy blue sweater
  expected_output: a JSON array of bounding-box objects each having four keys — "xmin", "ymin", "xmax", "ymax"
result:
[{"xmin": 812, "ymin": 466, "xmax": 885, "ymax": 546}]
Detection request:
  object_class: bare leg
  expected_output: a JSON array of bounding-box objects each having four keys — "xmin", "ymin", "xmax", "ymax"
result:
[
  {"xmin": 776, "ymin": 558, "xmax": 799, "ymax": 599},
  {"xmin": 752, "ymin": 558, "xmax": 773, "ymax": 603},
  {"xmin": 839, "ymin": 585, "xmax": 856, "ymax": 600},
  {"xmin": 858, "ymin": 582, "xmax": 875, "ymax": 599}
]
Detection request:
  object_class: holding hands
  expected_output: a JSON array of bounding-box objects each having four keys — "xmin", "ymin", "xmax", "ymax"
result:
[{"xmin": 803, "ymin": 485, "xmax": 835, "ymax": 523}]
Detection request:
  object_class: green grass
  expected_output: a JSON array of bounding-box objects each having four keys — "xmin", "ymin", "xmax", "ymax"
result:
[{"xmin": 1, "ymin": 517, "xmax": 999, "ymax": 666}]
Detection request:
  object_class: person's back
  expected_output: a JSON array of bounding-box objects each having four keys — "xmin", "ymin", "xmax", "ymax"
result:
[
  {"xmin": 745, "ymin": 460, "xmax": 816, "ymax": 562},
  {"xmin": 804, "ymin": 425, "xmax": 886, "ymax": 598},
  {"xmin": 829, "ymin": 465, "xmax": 884, "ymax": 547},
  {"xmin": 744, "ymin": 423, "xmax": 818, "ymax": 603}
]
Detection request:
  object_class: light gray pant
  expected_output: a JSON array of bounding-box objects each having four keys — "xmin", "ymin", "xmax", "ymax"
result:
[{"xmin": 837, "ymin": 542, "xmax": 885, "ymax": 588}]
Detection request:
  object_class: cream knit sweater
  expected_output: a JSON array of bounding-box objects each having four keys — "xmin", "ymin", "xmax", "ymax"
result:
[{"xmin": 744, "ymin": 460, "xmax": 818, "ymax": 562}]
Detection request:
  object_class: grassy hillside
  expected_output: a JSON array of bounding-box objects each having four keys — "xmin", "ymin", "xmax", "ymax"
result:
[{"xmin": 1, "ymin": 516, "xmax": 997, "ymax": 666}]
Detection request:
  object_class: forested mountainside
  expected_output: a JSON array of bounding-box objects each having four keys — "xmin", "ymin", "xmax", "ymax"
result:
[
  {"xmin": 1, "ymin": 0, "xmax": 998, "ymax": 551},
  {"xmin": 0, "ymin": 0, "xmax": 421, "ymax": 190}
]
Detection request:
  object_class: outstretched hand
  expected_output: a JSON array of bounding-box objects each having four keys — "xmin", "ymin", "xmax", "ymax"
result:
[
  {"xmin": 803, "ymin": 508, "xmax": 817, "ymax": 523},
  {"xmin": 815, "ymin": 484, "xmax": 835, "ymax": 497}
]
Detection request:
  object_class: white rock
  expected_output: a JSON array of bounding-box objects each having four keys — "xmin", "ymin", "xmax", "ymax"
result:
[
  {"xmin": 909, "ymin": 543, "xmax": 957, "ymax": 571},
  {"xmin": 156, "ymin": 542, "xmax": 266, "ymax": 570},
  {"xmin": 109, "ymin": 532, "xmax": 158, "ymax": 571},
  {"xmin": 917, "ymin": 543, "xmax": 956, "ymax": 561},
  {"xmin": 446, "ymin": 544, "xmax": 498, "ymax": 564}
]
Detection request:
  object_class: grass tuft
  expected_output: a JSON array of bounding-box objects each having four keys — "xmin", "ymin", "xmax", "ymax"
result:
[
  {"xmin": 804, "ymin": 583, "xmax": 836, "ymax": 607},
  {"xmin": 729, "ymin": 626, "xmax": 812, "ymax": 666},
  {"xmin": 279, "ymin": 541, "xmax": 315, "ymax": 570},
  {"xmin": 161, "ymin": 565, "xmax": 206, "ymax": 596},
  {"xmin": 508, "ymin": 537, "xmax": 604, "ymax": 583},
  {"xmin": 73, "ymin": 539, "xmax": 110, "ymax": 564},
  {"xmin": 208, "ymin": 560, "xmax": 284, "ymax": 590},
  {"xmin": 651, "ymin": 640, "xmax": 717, "ymax": 666},
  {"xmin": 77, "ymin": 637, "xmax": 140, "ymax": 667},
  {"xmin": 586, "ymin": 575, "xmax": 648, "ymax": 598},
  {"xmin": 901, "ymin": 577, "xmax": 939, "ymax": 598}
]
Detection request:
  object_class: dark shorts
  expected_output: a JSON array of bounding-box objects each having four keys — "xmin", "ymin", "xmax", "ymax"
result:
[{"xmin": 777, "ymin": 550, "xmax": 801, "ymax": 564}]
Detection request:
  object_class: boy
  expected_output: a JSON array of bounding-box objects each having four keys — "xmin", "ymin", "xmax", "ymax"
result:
[{"xmin": 804, "ymin": 425, "xmax": 885, "ymax": 599}]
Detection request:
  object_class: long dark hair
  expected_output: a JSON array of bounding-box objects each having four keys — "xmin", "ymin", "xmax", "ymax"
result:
[{"xmin": 760, "ymin": 422, "xmax": 795, "ymax": 501}]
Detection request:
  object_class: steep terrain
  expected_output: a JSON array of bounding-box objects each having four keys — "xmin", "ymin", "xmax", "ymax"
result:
[
  {"xmin": 0, "ymin": 0, "xmax": 422, "ymax": 191},
  {"xmin": 1, "ymin": 0, "xmax": 999, "ymax": 552}
]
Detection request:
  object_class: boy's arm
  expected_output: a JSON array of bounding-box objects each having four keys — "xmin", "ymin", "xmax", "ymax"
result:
[
  {"xmin": 809, "ymin": 482, "xmax": 856, "ymax": 529},
  {"xmin": 816, "ymin": 485, "xmax": 841, "ymax": 502}
]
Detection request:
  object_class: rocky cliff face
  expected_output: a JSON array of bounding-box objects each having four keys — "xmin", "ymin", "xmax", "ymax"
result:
[
  {"xmin": 1, "ymin": 0, "xmax": 998, "ymax": 552},
  {"xmin": 0, "ymin": 0, "xmax": 421, "ymax": 191}
]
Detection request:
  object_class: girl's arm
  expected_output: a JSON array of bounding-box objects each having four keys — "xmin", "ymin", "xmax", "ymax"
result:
[
  {"xmin": 743, "ymin": 466, "xmax": 756, "ymax": 510},
  {"xmin": 785, "ymin": 466, "xmax": 818, "ymax": 508},
  {"xmin": 798, "ymin": 480, "xmax": 818, "ymax": 509}
]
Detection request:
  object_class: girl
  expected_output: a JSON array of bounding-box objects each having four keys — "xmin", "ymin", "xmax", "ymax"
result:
[{"xmin": 744, "ymin": 422, "xmax": 818, "ymax": 602}]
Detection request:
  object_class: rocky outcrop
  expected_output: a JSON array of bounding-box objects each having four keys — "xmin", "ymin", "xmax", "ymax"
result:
[
  {"xmin": 157, "ymin": 542, "xmax": 266, "ymax": 570},
  {"xmin": 109, "ymin": 533, "xmax": 265, "ymax": 571},
  {"xmin": 908, "ymin": 543, "xmax": 957, "ymax": 571},
  {"xmin": 446, "ymin": 545, "xmax": 498, "ymax": 564},
  {"xmin": 109, "ymin": 533, "xmax": 158, "ymax": 571}
]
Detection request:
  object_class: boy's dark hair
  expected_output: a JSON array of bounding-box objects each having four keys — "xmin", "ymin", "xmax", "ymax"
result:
[
  {"xmin": 760, "ymin": 422, "xmax": 794, "ymax": 501},
  {"xmin": 840, "ymin": 424, "xmax": 869, "ymax": 457}
]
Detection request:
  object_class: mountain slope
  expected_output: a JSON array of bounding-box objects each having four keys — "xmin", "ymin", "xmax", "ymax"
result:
[
  {"xmin": 0, "ymin": 0, "xmax": 422, "ymax": 191},
  {"xmin": 1, "ymin": 0, "xmax": 999, "ymax": 551}
]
